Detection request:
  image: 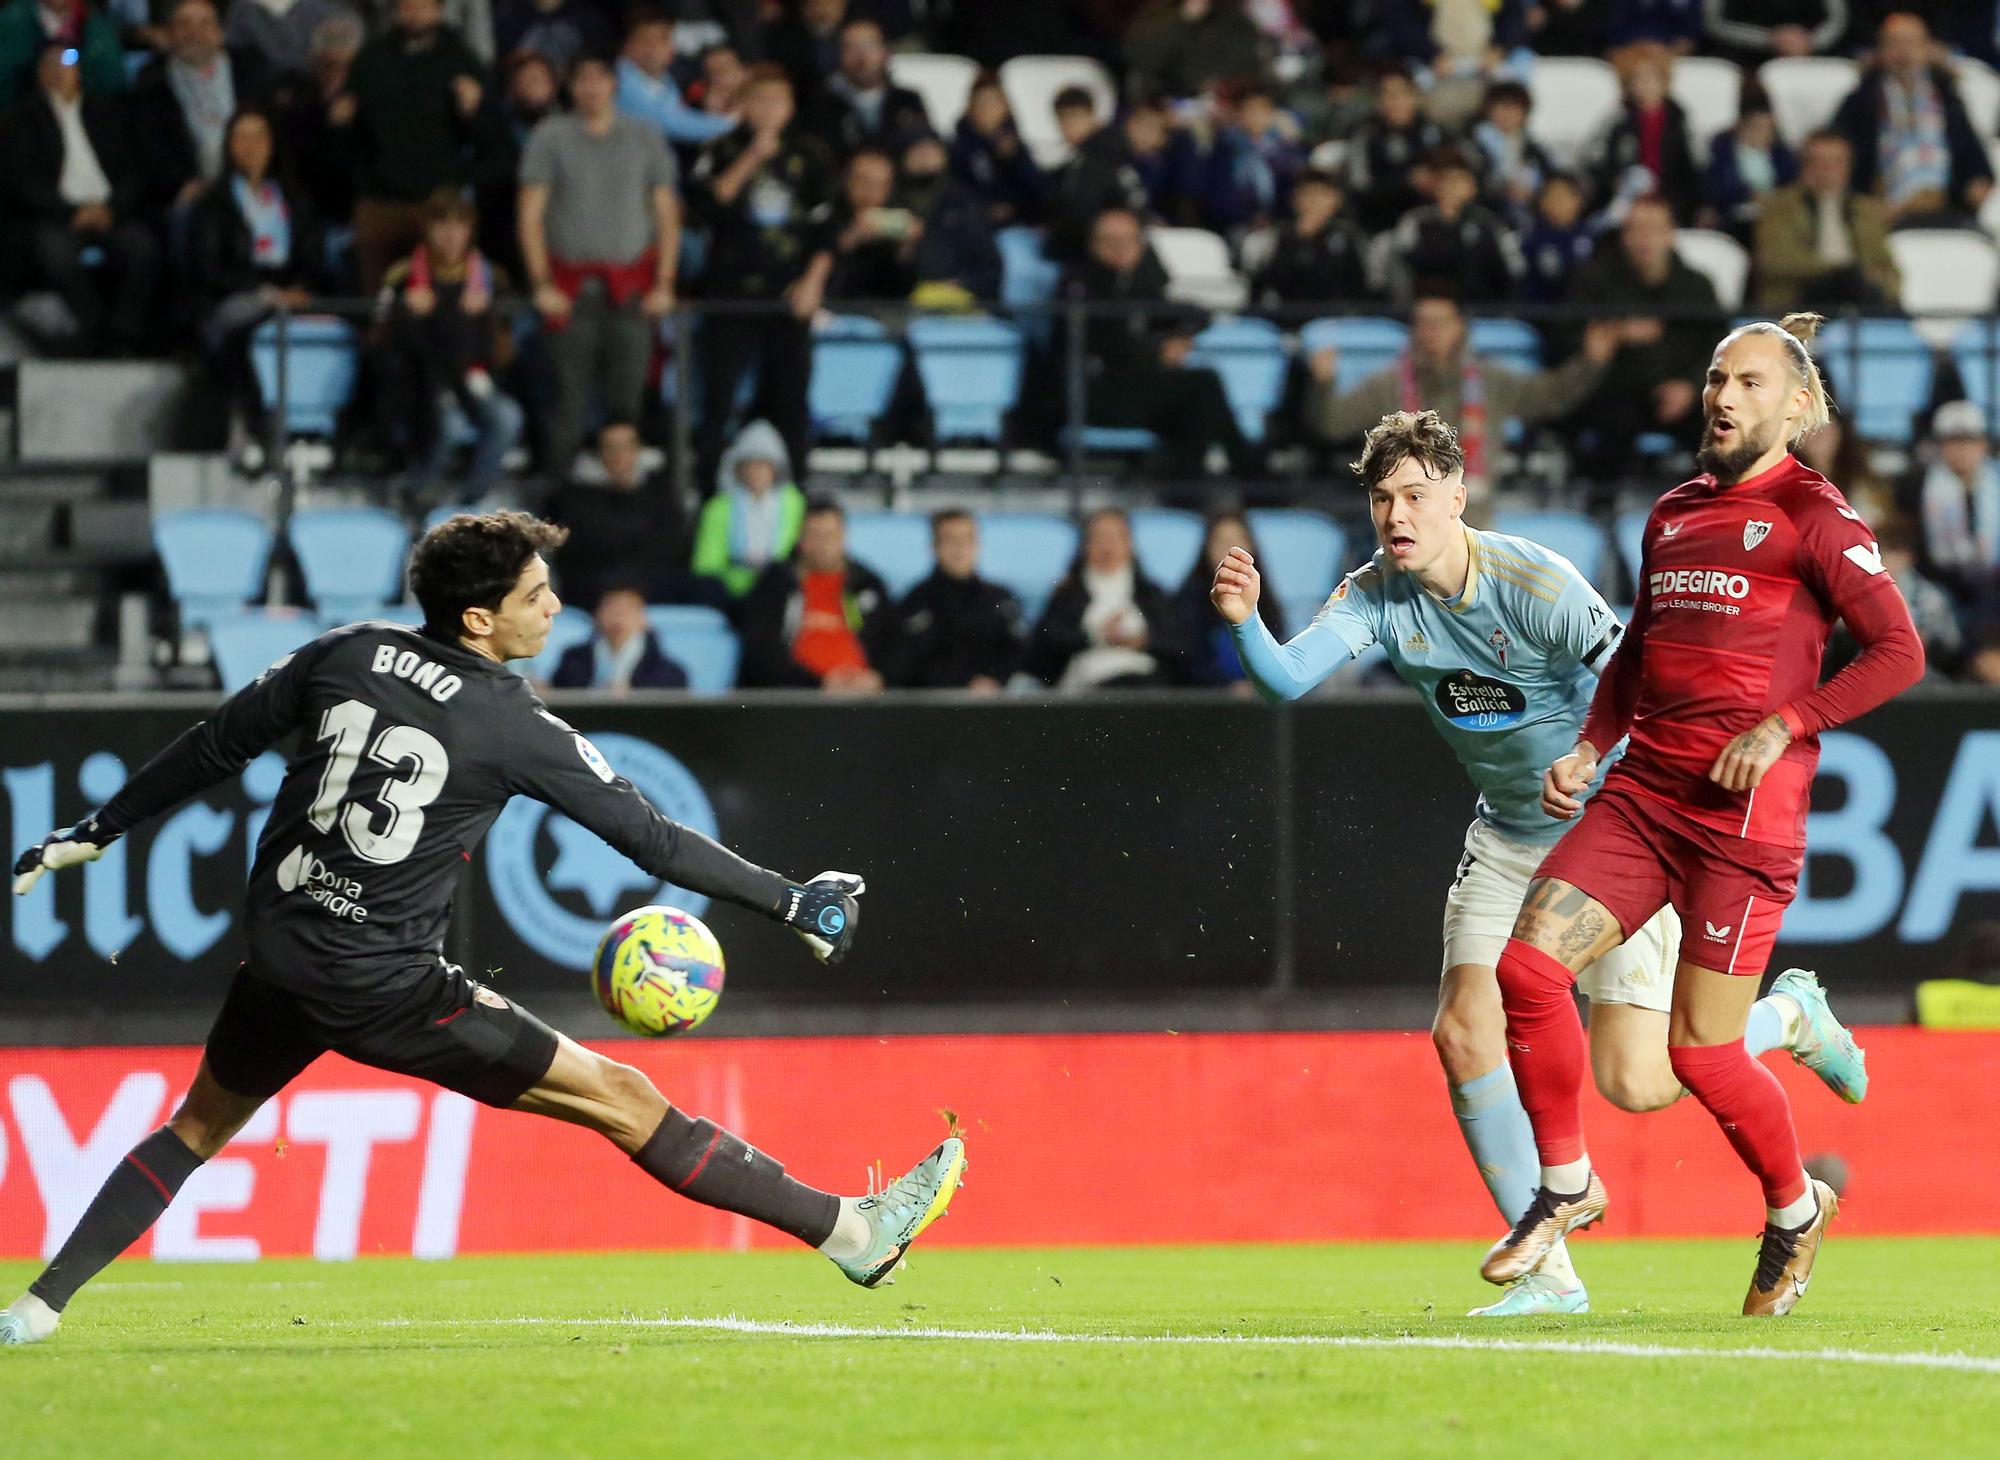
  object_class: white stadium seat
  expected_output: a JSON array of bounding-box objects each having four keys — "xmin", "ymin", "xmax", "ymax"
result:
[
  {"xmin": 1888, "ymin": 229, "xmax": 2000, "ymax": 347},
  {"xmin": 1757, "ymin": 57, "xmax": 1858, "ymax": 147},
  {"xmin": 1670, "ymin": 55, "xmax": 1743, "ymax": 157},
  {"xmin": 1673, "ymin": 229, "xmax": 1751, "ymax": 312},
  {"xmin": 1527, "ymin": 56, "xmax": 1621, "ymax": 170},
  {"xmin": 1954, "ymin": 56, "xmax": 2000, "ymax": 140},
  {"xmin": 889, "ymin": 52, "xmax": 980, "ymax": 135},
  {"xmin": 1001, "ymin": 55, "xmax": 1117, "ymax": 168},
  {"xmin": 1147, "ymin": 226, "xmax": 1248, "ymax": 311}
]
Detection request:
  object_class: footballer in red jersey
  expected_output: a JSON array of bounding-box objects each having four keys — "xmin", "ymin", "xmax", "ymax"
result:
[{"xmin": 1477, "ymin": 314, "xmax": 1925, "ymax": 1315}]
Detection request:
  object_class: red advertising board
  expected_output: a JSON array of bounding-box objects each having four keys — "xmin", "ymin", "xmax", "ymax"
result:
[{"xmin": 0, "ymin": 1029, "xmax": 1992, "ymax": 1261}]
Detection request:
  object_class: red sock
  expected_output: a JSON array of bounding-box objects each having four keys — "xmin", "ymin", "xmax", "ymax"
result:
[
  {"xmin": 1496, "ymin": 937, "xmax": 1586, "ymax": 1167},
  {"xmin": 1668, "ymin": 1041, "xmax": 1807, "ymax": 1208}
]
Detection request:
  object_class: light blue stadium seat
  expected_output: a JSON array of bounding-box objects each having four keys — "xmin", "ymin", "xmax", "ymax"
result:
[
  {"xmin": 978, "ymin": 511, "xmax": 1078, "ymax": 622},
  {"xmin": 1812, "ymin": 317, "xmax": 1933, "ymax": 443},
  {"xmin": 846, "ymin": 510, "xmax": 935, "ymax": 596},
  {"xmin": 289, "ymin": 506, "xmax": 411, "ymax": 623},
  {"xmin": 519, "ymin": 604, "xmax": 595, "ymax": 681},
  {"xmin": 1066, "ymin": 426, "xmax": 1161, "ymax": 453},
  {"xmin": 646, "ymin": 605, "xmax": 739, "ymax": 692},
  {"xmin": 207, "ymin": 611, "xmax": 325, "ymax": 692},
  {"xmin": 251, "ymin": 316, "xmax": 359, "ymax": 437},
  {"xmin": 1188, "ymin": 316, "xmax": 1287, "ymax": 442},
  {"xmin": 1245, "ymin": 508, "xmax": 1347, "ymax": 610},
  {"xmin": 155, "ymin": 507, "xmax": 273, "ymax": 627},
  {"xmin": 908, "ymin": 315, "xmax": 1025, "ymax": 442},
  {"xmin": 809, "ymin": 314, "xmax": 903, "ymax": 442},
  {"xmin": 1491, "ymin": 509, "xmax": 1608, "ymax": 587},
  {"xmin": 1614, "ymin": 508, "xmax": 1650, "ymax": 596},
  {"xmin": 997, "ymin": 227, "xmax": 1060, "ymax": 309},
  {"xmin": 1468, "ymin": 317, "xmax": 1543, "ymax": 372},
  {"xmin": 1299, "ymin": 317, "xmax": 1409, "ymax": 392},
  {"xmin": 1129, "ymin": 507, "xmax": 1205, "ymax": 587},
  {"xmin": 1952, "ymin": 322, "xmax": 2000, "ymax": 423}
]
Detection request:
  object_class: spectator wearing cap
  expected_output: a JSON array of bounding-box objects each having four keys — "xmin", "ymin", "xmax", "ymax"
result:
[
  {"xmin": 1385, "ymin": 146, "xmax": 1522, "ymax": 305},
  {"xmin": 949, "ymin": 68, "xmax": 1042, "ymax": 228},
  {"xmin": 616, "ymin": 7, "xmax": 735, "ymax": 148},
  {"xmin": 518, "ymin": 49, "xmax": 680, "ymax": 477},
  {"xmin": 686, "ymin": 64, "xmax": 836, "ymax": 486},
  {"xmin": 1470, "ymin": 79, "xmax": 1550, "ymax": 225},
  {"xmin": 1124, "ymin": 0, "xmax": 1267, "ymax": 102},
  {"xmin": 1308, "ymin": 292, "xmax": 1619, "ymax": 503},
  {"xmin": 549, "ymin": 584, "xmax": 690, "ymax": 691},
  {"xmin": 1344, "ymin": 64, "xmax": 1454, "ymax": 232},
  {"xmin": 129, "ymin": 0, "xmax": 271, "ymax": 225},
  {"xmin": 737, "ymin": 496, "xmax": 895, "ymax": 693},
  {"xmin": 547, "ymin": 421, "xmax": 696, "ymax": 612},
  {"xmin": 491, "ymin": 0, "xmax": 613, "ymax": 75},
  {"xmin": 0, "ymin": 0, "xmax": 124, "ymax": 109},
  {"xmin": 1245, "ymin": 167, "xmax": 1374, "ymax": 307},
  {"xmin": 808, "ymin": 15, "xmax": 928, "ymax": 159},
  {"xmin": 1703, "ymin": 100, "xmax": 1797, "ymax": 237},
  {"xmin": 1914, "ymin": 400, "xmax": 2000, "ymax": 603},
  {"xmin": 890, "ymin": 510, "xmax": 1024, "ymax": 691},
  {"xmin": 1041, "ymin": 83, "xmax": 1150, "ymax": 261},
  {"xmin": 4, "ymin": 40, "xmax": 160, "ymax": 353},
  {"xmin": 1753, "ymin": 130, "xmax": 1898, "ymax": 309},
  {"xmin": 1592, "ymin": 46, "xmax": 1701, "ymax": 223},
  {"xmin": 1832, "ymin": 9, "xmax": 1993, "ymax": 226},
  {"xmin": 337, "ymin": 0, "xmax": 507, "ymax": 292},
  {"xmin": 225, "ymin": 0, "xmax": 356, "ymax": 78}
]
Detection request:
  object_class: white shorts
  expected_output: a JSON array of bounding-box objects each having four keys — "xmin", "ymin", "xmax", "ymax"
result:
[{"xmin": 1440, "ymin": 819, "xmax": 1679, "ymax": 1012}]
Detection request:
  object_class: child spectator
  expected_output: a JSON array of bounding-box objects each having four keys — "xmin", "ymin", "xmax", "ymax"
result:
[
  {"xmin": 1703, "ymin": 99, "xmax": 1796, "ymax": 236},
  {"xmin": 1386, "ymin": 146, "xmax": 1521, "ymax": 305},
  {"xmin": 1245, "ymin": 167, "xmax": 1374, "ymax": 307},
  {"xmin": 1345, "ymin": 64, "xmax": 1454, "ymax": 232},
  {"xmin": 692, "ymin": 420, "xmax": 806, "ymax": 599},
  {"xmin": 1518, "ymin": 172, "xmax": 1594, "ymax": 304},
  {"xmin": 1176, "ymin": 81, "xmax": 1307, "ymax": 233},
  {"xmin": 1470, "ymin": 79, "xmax": 1550, "ymax": 225},
  {"xmin": 949, "ymin": 68, "xmax": 1043, "ymax": 227}
]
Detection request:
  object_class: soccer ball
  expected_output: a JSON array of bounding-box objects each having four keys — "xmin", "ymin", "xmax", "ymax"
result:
[{"xmin": 591, "ymin": 905, "xmax": 726, "ymax": 1037}]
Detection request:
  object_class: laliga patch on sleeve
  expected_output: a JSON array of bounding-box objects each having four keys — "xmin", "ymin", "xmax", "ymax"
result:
[
  {"xmin": 255, "ymin": 652, "xmax": 295, "ymax": 684},
  {"xmin": 575, "ymin": 734, "xmax": 615, "ymax": 783},
  {"xmin": 1843, "ymin": 542, "xmax": 1885, "ymax": 576}
]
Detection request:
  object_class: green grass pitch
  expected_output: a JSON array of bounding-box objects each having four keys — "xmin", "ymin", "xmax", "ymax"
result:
[{"xmin": 4, "ymin": 1240, "xmax": 1998, "ymax": 1458}]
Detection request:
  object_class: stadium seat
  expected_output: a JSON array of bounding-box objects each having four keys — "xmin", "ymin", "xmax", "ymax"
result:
[
  {"xmin": 977, "ymin": 511, "xmax": 1078, "ymax": 622},
  {"xmin": 646, "ymin": 605, "xmax": 739, "ymax": 692},
  {"xmin": 997, "ymin": 226, "xmax": 1061, "ymax": 309},
  {"xmin": 1813, "ymin": 317, "xmax": 1934, "ymax": 443},
  {"xmin": 809, "ymin": 314, "xmax": 903, "ymax": 442},
  {"xmin": 1000, "ymin": 55, "xmax": 1116, "ymax": 167},
  {"xmin": 288, "ymin": 506, "xmax": 411, "ymax": 623},
  {"xmin": 1952, "ymin": 322, "xmax": 2000, "ymax": 422},
  {"xmin": 424, "ymin": 503, "xmax": 472, "ymax": 535},
  {"xmin": 1065, "ymin": 426, "xmax": 1161, "ymax": 454},
  {"xmin": 1187, "ymin": 316, "xmax": 1287, "ymax": 441},
  {"xmin": 1148, "ymin": 226, "xmax": 1248, "ymax": 310},
  {"xmin": 1614, "ymin": 508, "xmax": 1649, "ymax": 597},
  {"xmin": 520, "ymin": 604, "xmax": 594, "ymax": 682},
  {"xmin": 1758, "ymin": 57, "xmax": 1858, "ymax": 146},
  {"xmin": 1673, "ymin": 229, "xmax": 1751, "ymax": 312},
  {"xmin": 1889, "ymin": 230, "xmax": 2000, "ymax": 344},
  {"xmin": 250, "ymin": 316, "xmax": 359, "ymax": 437},
  {"xmin": 1467, "ymin": 317, "xmax": 1542, "ymax": 373},
  {"xmin": 888, "ymin": 52, "xmax": 979, "ymax": 134},
  {"xmin": 154, "ymin": 507, "xmax": 273, "ymax": 627},
  {"xmin": 846, "ymin": 510, "xmax": 936, "ymax": 597},
  {"xmin": 907, "ymin": 314, "xmax": 1025, "ymax": 442},
  {"xmin": 1299, "ymin": 317, "xmax": 1409, "ymax": 392},
  {"xmin": 1526, "ymin": 56, "xmax": 1621, "ymax": 169},
  {"xmin": 1670, "ymin": 55, "xmax": 1743, "ymax": 156},
  {"xmin": 1491, "ymin": 509, "xmax": 1608, "ymax": 587},
  {"xmin": 1245, "ymin": 509, "xmax": 1346, "ymax": 626},
  {"xmin": 1129, "ymin": 507, "xmax": 1205, "ymax": 588},
  {"xmin": 206, "ymin": 610, "xmax": 325, "ymax": 693},
  {"xmin": 1955, "ymin": 57, "xmax": 2000, "ymax": 139}
]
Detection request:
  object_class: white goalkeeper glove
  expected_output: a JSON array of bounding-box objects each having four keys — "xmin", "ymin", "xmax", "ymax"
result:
[{"xmin": 13, "ymin": 818, "xmax": 118, "ymax": 895}]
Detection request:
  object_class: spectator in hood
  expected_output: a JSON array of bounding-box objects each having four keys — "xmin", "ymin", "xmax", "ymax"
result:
[{"xmin": 692, "ymin": 419, "xmax": 807, "ymax": 599}]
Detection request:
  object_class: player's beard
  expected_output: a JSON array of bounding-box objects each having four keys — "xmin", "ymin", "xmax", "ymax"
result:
[{"xmin": 1695, "ymin": 413, "xmax": 1777, "ymax": 482}]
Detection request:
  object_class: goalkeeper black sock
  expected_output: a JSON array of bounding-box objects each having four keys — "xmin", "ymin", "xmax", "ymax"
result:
[
  {"xmin": 30, "ymin": 1127, "xmax": 204, "ymax": 1312},
  {"xmin": 632, "ymin": 1109, "xmax": 840, "ymax": 1247}
]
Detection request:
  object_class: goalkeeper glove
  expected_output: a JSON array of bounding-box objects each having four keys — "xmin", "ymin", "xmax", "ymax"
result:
[
  {"xmin": 13, "ymin": 817, "xmax": 119, "ymax": 895},
  {"xmin": 781, "ymin": 870, "xmax": 865, "ymax": 965}
]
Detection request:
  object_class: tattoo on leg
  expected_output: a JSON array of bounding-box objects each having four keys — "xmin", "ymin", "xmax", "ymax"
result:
[{"xmin": 1557, "ymin": 908, "xmax": 1608, "ymax": 963}]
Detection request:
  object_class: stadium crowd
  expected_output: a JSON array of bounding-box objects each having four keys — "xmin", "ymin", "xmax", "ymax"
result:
[{"xmin": 3, "ymin": 0, "xmax": 2000, "ymax": 686}]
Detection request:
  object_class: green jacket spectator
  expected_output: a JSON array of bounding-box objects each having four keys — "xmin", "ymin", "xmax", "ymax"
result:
[
  {"xmin": 0, "ymin": 0, "xmax": 125, "ymax": 109},
  {"xmin": 692, "ymin": 420, "xmax": 806, "ymax": 599}
]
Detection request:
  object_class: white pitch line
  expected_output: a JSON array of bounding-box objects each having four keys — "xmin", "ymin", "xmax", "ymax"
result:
[{"xmin": 366, "ymin": 1314, "xmax": 2000, "ymax": 1376}]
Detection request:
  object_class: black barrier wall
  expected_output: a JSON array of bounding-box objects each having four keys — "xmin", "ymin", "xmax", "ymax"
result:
[{"xmin": 2, "ymin": 694, "xmax": 1995, "ymax": 1023}]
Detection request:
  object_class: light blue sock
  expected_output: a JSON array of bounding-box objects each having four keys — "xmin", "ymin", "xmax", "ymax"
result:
[
  {"xmin": 1744, "ymin": 996, "xmax": 1787, "ymax": 1057},
  {"xmin": 1450, "ymin": 1064, "xmax": 1540, "ymax": 1225}
]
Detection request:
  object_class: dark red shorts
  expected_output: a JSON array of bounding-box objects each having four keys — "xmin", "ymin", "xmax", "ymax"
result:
[{"xmin": 1533, "ymin": 785, "xmax": 1801, "ymax": 978}]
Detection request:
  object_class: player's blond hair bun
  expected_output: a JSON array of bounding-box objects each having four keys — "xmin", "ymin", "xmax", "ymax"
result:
[{"xmin": 1725, "ymin": 313, "xmax": 1833, "ymax": 443}]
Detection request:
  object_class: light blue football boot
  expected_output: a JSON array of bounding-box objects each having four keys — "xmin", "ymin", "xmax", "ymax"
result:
[
  {"xmin": 0, "ymin": 1297, "xmax": 58, "ymax": 1345},
  {"xmin": 1771, "ymin": 968, "xmax": 1868, "ymax": 1104},
  {"xmin": 1468, "ymin": 1272, "xmax": 1591, "ymax": 1317},
  {"xmin": 832, "ymin": 1138, "xmax": 967, "ymax": 1289}
]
